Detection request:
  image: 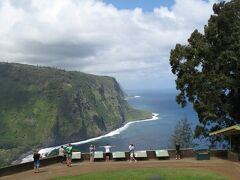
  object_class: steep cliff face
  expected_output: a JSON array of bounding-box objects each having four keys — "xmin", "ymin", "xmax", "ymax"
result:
[{"xmin": 0, "ymin": 62, "xmax": 151, "ymax": 167}]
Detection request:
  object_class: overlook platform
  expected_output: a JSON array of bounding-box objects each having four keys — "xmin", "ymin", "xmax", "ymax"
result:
[
  {"xmin": 0, "ymin": 149, "xmax": 239, "ymax": 180},
  {"xmin": 1, "ymin": 158, "xmax": 240, "ymax": 180}
]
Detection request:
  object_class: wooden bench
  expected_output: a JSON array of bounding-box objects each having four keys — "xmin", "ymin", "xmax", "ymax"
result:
[
  {"xmin": 112, "ymin": 151, "xmax": 126, "ymax": 159},
  {"xmin": 94, "ymin": 151, "xmax": 104, "ymax": 159},
  {"xmin": 155, "ymin": 150, "xmax": 169, "ymax": 159},
  {"xmin": 72, "ymin": 152, "xmax": 81, "ymax": 159},
  {"xmin": 134, "ymin": 151, "xmax": 148, "ymax": 159}
]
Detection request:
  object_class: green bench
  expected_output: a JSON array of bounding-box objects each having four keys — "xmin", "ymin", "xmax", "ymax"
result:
[
  {"xmin": 195, "ymin": 149, "xmax": 210, "ymax": 160},
  {"xmin": 195, "ymin": 151, "xmax": 210, "ymax": 160}
]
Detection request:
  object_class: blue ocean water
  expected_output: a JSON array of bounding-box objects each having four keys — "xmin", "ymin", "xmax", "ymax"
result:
[
  {"xmin": 71, "ymin": 89, "xmax": 199, "ymax": 152},
  {"xmin": 23, "ymin": 89, "xmax": 200, "ymax": 162}
]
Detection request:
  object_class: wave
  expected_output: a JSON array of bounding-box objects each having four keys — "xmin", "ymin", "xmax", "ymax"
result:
[
  {"xmin": 73, "ymin": 113, "xmax": 158, "ymax": 141},
  {"xmin": 124, "ymin": 95, "xmax": 141, "ymax": 100},
  {"xmin": 21, "ymin": 113, "xmax": 159, "ymax": 163},
  {"xmin": 134, "ymin": 95, "xmax": 141, "ymax": 98}
]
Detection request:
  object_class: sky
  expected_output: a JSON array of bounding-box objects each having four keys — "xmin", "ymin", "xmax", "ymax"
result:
[{"xmin": 0, "ymin": 0, "xmax": 220, "ymax": 90}]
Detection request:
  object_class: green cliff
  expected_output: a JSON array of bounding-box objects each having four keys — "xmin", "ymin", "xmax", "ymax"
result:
[{"xmin": 0, "ymin": 62, "xmax": 151, "ymax": 167}]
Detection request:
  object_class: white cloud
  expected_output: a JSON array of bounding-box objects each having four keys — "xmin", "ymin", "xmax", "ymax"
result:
[{"xmin": 0, "ymin": 0, "xmax": 216, "ymax": 89}]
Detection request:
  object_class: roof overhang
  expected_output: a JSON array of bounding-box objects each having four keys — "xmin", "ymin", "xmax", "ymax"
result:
[{"xmin": 209, "ymin": 124, "xmax": 240, "ymax": 136}]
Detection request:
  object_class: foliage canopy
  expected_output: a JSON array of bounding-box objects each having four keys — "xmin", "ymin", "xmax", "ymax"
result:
[
  {"xmin": 172, "ymin": 118, "xmax": 193, "ymax": 148},
  {"xmin": 169, "ymin": 0, "xmax": 240, "ymax": 136}
]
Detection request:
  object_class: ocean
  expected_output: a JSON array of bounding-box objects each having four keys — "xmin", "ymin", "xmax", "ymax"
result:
[{"xmin": 22, "ymin": 89, "xmax": 199, "ymax": 162}]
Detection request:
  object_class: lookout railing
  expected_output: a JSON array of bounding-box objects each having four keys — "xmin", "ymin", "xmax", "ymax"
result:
[{"xmin": 0, "ymin": 148, "xmax": 228, "ymax": 177}]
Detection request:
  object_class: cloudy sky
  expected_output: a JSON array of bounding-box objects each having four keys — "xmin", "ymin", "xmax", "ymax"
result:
[{"xmin": 0, "ymin": 0, "xmax": 219, "ymax": 90}]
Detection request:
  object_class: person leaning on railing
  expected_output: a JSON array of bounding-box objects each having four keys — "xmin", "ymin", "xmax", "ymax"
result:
[{"xmin": 33, "ymin": 149, "xmax": 41, "ymax": 173}]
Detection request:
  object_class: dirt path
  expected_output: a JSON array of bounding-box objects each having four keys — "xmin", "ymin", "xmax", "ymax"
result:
[{"xmin": 1, "ymin": 158, "xmax": 240, "ymax": 180}]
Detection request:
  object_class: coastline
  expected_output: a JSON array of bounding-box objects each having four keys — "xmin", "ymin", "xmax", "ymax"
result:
[{"xmin": 21, "ymin": 113, "xmax": 159, "ymax": 163}]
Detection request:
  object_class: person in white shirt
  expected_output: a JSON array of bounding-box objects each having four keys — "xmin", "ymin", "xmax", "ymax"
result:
[
  {"xmin": 89, "ymin": 144, "xmax": 96, "ymax": 162},
  {"xmin": 129, "ymin": 144, "xmax": 137, "ymax": 163},
  {"xmin": 58, "ymin": 146, "xmax": 65, "ymax": 163},
  {"xmin": 100, "ymin": 144, "xmax": 115, "ymax": 161}
]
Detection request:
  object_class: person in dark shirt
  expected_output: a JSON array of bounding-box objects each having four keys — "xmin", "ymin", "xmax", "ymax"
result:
[
  {"xmin": 176, "ymin": 143, "xmax": 181, "ymax": 160},
  {"xmin": 33, "ymin": 150, "xmax": 41, "ymax": 173}
]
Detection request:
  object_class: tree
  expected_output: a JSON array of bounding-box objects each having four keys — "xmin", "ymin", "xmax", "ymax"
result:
[
  {"xmin": 172, "ymin": 118, "xmax": 193, "ymax": 148},
  {"xmin": 169, "ymin": 0, "xmax": 240, "ymax": 137}
]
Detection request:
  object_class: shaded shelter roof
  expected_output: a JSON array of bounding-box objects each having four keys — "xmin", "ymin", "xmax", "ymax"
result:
[{"xmin": 209, "ymin": 124, "xmax": 240, "ymax": 136}]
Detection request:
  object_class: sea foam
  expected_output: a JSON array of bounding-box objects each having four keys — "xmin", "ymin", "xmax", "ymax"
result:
[{"xmin": 134, "ymin": 95, "xmax": 141, "ymax": 98}]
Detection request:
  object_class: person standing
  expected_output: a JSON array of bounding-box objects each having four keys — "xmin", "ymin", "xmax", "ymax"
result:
[
  {"xmin": 65, "ymin": 144, "xmax": 73, "ymax": 166},
  {"xmin": 100, "ymin": 144, "xmax": 115, "ymax": 161},
  {"xmin": 89, "ymin": 144, "xmax": 96, "ymax": 162},
  {"xmin": 176, "ymin": 143, "xmax": 181, "ymax": 160},
  {"xmin": 58, "ymin": 146, "xmax": 65, "ymax": 163},
  {"xmin": 129, "ymin": 144, "xmax": 137, "ymax": 163},
  {"xmin": 33, "ymin": 150, "xmax": 41, "ymax": 173}
]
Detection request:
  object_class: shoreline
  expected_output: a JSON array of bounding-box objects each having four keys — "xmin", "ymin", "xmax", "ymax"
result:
[{"xmin": 21, "ymin": 113, "xmax": 159, "ymax": 163}]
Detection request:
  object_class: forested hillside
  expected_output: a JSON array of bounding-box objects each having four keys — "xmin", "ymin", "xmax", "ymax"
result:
[{"xmin": 0, "ymin": 62, "xmax": 151, "ymax": 167}]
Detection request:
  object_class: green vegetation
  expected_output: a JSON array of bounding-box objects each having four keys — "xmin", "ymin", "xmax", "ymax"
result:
[
  {"xmin": 172, "ymin": 118, "xmax": 193, "ymax": 148},
  {"xmin": 51, "ymin": 168, "xmax": 228, "ymax": 180},
  {"xmin": 169, "ymin": 0, "xmax": 240, "ymax": 137},
  {"xmin": 125, "ymin": 107, "xmax": 151, "ymax": 122},
  {"xmin": 0, "ymin": 62, "xmax": 151, "ymax": 167}
]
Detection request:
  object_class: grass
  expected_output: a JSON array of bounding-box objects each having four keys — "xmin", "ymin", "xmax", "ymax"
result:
[{"xmin": 51, "ymin": 168, "xmax": 228, "ymax": 180}]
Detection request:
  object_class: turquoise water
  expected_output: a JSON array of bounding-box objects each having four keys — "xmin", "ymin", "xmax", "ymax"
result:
[{"xmin": 71, "ymin": 89, "xmax": 199, "ymax": 152}]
